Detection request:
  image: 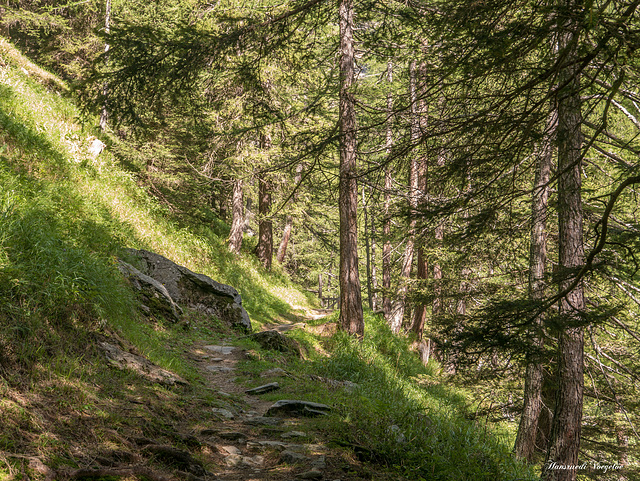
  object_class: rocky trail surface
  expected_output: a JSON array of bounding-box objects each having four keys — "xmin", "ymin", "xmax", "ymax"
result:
[{"xmin": 181, "ymin": 313, "xmax": 362, "ymax": 481}]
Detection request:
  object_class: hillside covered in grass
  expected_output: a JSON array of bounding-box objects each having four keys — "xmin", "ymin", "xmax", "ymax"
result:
[{"xmin": 0, "ymin": 37, "xmax": 540, "ymax": 481}]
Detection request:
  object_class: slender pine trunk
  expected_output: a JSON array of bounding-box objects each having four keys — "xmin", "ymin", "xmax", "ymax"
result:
[
  {"xmin": 515, "ymin": 107, "xmax": 556, "ymax": 461},
  {"xmin": 542, "ymin": 4, "xmax": 585, "ymax": 478},
  {"xmin": 229, "ymin": 179, "xmax": 244, "ymax": 254},
  {"xmin": 382, "ymin": 61, "xmax": 393, "ymax": 322},
  {"xmin": 256, "ymin": 176, "xmax": 273, "ymax": 269},
  {"xmin": 363, "ymin": 186, "xmax": 373, "ymax": 310},
  {"xmin": 389, "ymin": 60, "xmax": 419, "ymax": 334},
  {"xmin": 338, "ymin": 0, "xmax": 364, "ymax": 336},
  {"xmin": 99, "ymin": 0, "xmax": 111, "ymax": 131},
  {"xmin": 277, "ymin": 164, "xmax": 304, "ymax": 264}
]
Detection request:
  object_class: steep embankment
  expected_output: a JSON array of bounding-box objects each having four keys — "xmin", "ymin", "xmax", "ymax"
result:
[{"xmin": 0, "ymin": 38, "xmax": 538, "ymax": 481}]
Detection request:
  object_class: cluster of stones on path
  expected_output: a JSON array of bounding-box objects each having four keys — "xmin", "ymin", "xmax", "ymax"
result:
[{"xmin": 201, "ymin": 343, "xmax": 346, "ymax": 481}]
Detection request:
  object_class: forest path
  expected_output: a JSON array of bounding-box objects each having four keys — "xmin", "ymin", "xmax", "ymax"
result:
[{"xmin": 185, "ymin": 309, "xmax": 357, "ymax": 481}]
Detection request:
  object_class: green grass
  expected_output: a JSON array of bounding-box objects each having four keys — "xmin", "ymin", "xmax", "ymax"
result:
[{"xmin": 235, "ymin": 312, "xmax": 540, "ymax": 481}]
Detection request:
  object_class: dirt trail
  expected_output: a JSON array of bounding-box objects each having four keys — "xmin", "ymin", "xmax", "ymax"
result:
[{"xmin": 185, "ymin": 309, "xmax": 358, "ymax": 481}]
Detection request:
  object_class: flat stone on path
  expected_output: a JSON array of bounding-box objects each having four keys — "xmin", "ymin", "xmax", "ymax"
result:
[
  {"xmin": 204, "ymin": 345, "xmax": 235, "ymax": 355},
  {"xmin": 280, "ymin": 450, "xmax": 308, "ymax": 464},
  {"xmin": 220, "ymin": 445, "xmax": 242, "ymax": 456},
  {"xmin": 265, "ymin": 400, "xmax": 331, "ymax": 418},
  {"xmin": 212, "ymin": 408, "xmax": 235, "ymax": 420},
  {"xmin": 245, "ymin": 382, "xmax": 280, "ymax": 395},
  {"xmin": 218, "ymin": 432, "xmax": 247, "ymax": 441},
  {"xmin": 281, "ymin": 431, "xmax": 307, "ymax": 439}
]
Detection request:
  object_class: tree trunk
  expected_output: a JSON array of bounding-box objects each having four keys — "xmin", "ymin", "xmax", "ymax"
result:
[
  {"xmin": 515, "ymin": 107, "xmax": 556, "ymax": 461},
  {"xmin": 363, "ymin": 186, "xmax": 373, "ymax": 310},
  {"xmin": 382, "ymin": 61, "xmax": 393, "ymax": 322},
  {"xmin": 228, "ymin": 179, "xmax": 244, "ymax": 254},
  {"xmin": 388, "ymin": 60, "xmax": 419, "ymax": 334},
  {"xmin": 410, "ymin": 62, "xmax": 429, "ymax": 338},
  {"xmin": 337, "ymin": 0, "xmax": 364, "ymax": 337},
  {"xmin": 256, "ymin": 176, "xmax": 273, "ymax": 270},
  {"xmin": 370, "ymin": 188, "xmax": 378, "ymax": 311},
  {"xmin": 99, "ymin": 0, "xmax": 111, "ymax": 132},
  {"xmin": 542, "ymin": 6, "xmax": 585, "ymax": 479},
  {"xmin": 277, "ymin": 164, "xmax": 304, "ymax": 264}
]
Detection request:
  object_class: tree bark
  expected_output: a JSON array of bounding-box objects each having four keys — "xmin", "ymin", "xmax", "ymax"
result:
[
  {"xmin": 515, "ymin": 107, "xmax": 557, "ymax": 461},
  {"xmin": 276, "ymin": 164, "xmax": 304, "ymax": 264},
  {"xmin": 370, "ymin": 188, "xmax": 378, "ymax": 311},
  {"xmin": 363, "ymin": 186, "xmax": 373, "ymax": 310},
  {"xmin": 389, "ymin": 60, "xmax": 419, "ymax": 334},
  {"xmin": 256, "ymin": 176, "xmax": 273, "ymax": 269},
  {"xmin": 410, "ymin": 61, "xmax": 429, "ymax": 339},
  {"xmin": 337, "ymin": 0, "xmax": 364, "ymax": 337},
  {"xmin": 228, "ymin": 179, "xmax": 244, "ymax": 254},
  {"xmin": 99, "ymin": 0, "xmax": 111, "ymax": 132},
  {"xmin": 542, "ymin": 5, "xmax": 585, "ymax": 479},
  {"xmin": 382, "ymin": 61, "xmax": 393, "ymax": 322},
  {"xmin": 410, "ymin": 154, "xmax": 428, "ymax": 338}
]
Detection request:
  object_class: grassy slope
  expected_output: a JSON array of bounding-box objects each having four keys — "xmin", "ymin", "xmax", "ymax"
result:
[{"xmin": 0, "ymin": 38, "xmax": 538, "ymax": 481}]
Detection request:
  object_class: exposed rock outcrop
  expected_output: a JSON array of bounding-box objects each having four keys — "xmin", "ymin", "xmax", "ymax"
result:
[
  {"xmin": 120, "ymin": 249, "xmax": 251, "ymax": 331},
  {"xmin": 117, "ymin": 260, "xmax": 182, "ymax": 322}
]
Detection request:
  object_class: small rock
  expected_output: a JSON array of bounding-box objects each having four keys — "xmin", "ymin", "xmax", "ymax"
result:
[
  {"xmin": 206, "ymin": 365, "xmax": 234, "ymax": 373},
  {"xmin": 258, "ymin": 440, "xmax": 291, "ymax": 450},
  {"xmin": 242, "ymin": 455, "xmax": 264, "ymax": 467},
  {"xmin": 310, "ymin": 455, "xmax": 326, "ymax": 469},
  {"xmin": 280, "ymin": 450, "xmax": 308, "ymax": 464},
  {"xmin": 265, "ymin": 400, "xmax": 331, "ymax": 418},
  {"xmin": 244, "ymin": 416, "xmax": 282, "ymax": 426},
  {"xmin": 246, "ymin": 382, "xmax": 280, "ymax": 395},
  {"xmin": 389, "ymin": 424, "xmax": 406, "ymax": 444},
  {"xmin": 204, "ymin": 345, "xmax": 236, "ymax": 355},
  {"xmin": 225, "ymin": 454, "xmax": 243, "ymax": 466},
  {"xmin": 297, "ymin": 470, "xmax": 323, "ymax": 480},
  {"xmin": 261, "ymin": 368, "xmax": 287, "ymax": 378},
  {"xmin": 212, "ymin": 408, "xmax": 235, "ymax": 420},
  {"xmin": 281, "ymin": 431, "xmax": 307, "ymax": 439},
  {"xmin": 218, "ymin": 432, "xmax": 247, "ymax": 442},
  {"xmin": 220, "ymin": 446, "xmax": 242, "ymax": 455},
  {"xmin": 218, "ymin": 391, "xmax": 232, "ymax": 397}
]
